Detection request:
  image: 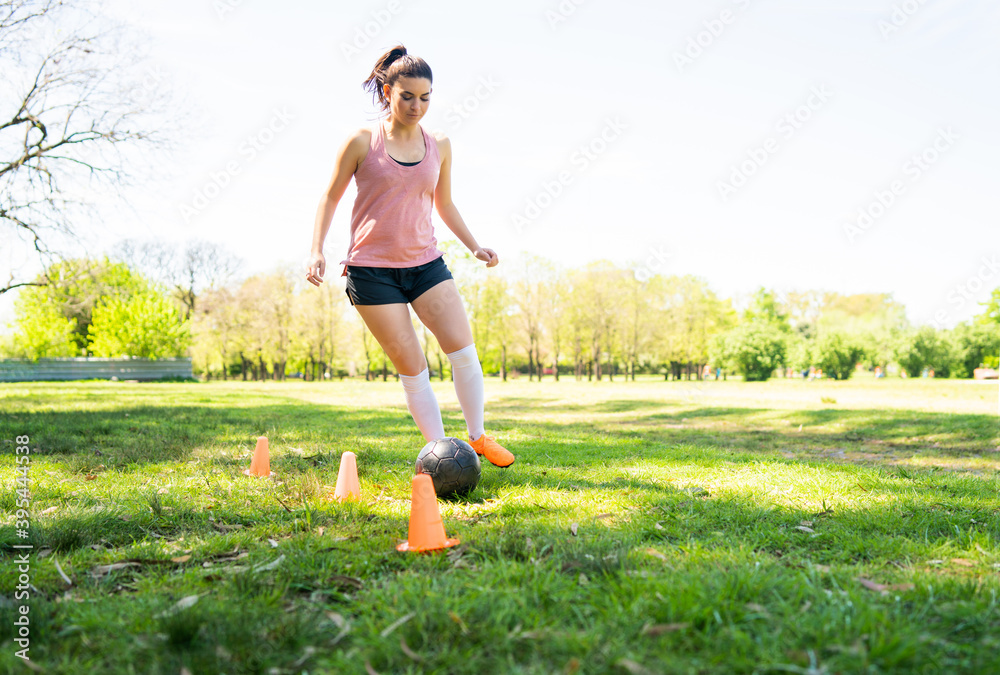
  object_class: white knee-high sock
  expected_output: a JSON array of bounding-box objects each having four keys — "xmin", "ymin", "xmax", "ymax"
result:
[
  {"xmin": 399, "ymin": 368, "xmax": 446, "ymax": 442},
  {"xmin": 446, "ymin": 343, "xmax": 486, "ymax": 442}
]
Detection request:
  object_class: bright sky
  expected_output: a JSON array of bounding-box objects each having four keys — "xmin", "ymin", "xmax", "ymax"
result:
[{"xmin": 3, "ymin": 0, "xmax": 999, "ymax": 330}]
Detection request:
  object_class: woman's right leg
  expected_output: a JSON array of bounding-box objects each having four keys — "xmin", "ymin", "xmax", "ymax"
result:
[{"xmin": 354, "ymin": 303, "xmax": 445, "ymax": 442}]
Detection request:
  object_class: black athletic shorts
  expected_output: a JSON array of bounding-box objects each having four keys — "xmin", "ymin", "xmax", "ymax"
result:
[{"xmin": 344, "ymin": 255, "xmax": 454, "ymax": 306}]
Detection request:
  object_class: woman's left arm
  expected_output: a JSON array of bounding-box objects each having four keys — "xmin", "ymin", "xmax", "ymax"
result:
[{"xmin": 434, "ymin": 134, "xmax": 498, "ymax": 267}]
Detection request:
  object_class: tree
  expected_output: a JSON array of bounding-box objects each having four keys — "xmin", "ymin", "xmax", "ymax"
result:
[
  {"xmin": 111, "ymin": 239, "xmax": 242, "ymax": 320},
  {"xmin": 7, "ymin": 257, "xmax": 150, "ymax": 354},
  {"xmin": 743, "ymin": 287, "xmax": 791, "ymax": 333},
  {"xmin": 565, "ymin": 271, "xmax": 593, "ymax": 380},
  {"xmin": 785, "ymin": 290, "xmax": 822, "ymax": 337},
  {"xmin": 619, "ymin": 271, "xmax": 648, "ymax": 381},
  {"xmin": 7, "ymin": 292, "xmax": 76, "ymax": 359},
  {"xmin": 442, "ymin": 241, "xmax": 510, "ymax": 378},
  {"xmin": 814, "ymin": 292, "xmax": 908, "ymax": 370},
  {"xmin": 1, "ymin": 0, "xmax": 189, "ymax": 294},
  {"xmin": 192, "ymin": 287, "xmax": 241, "ymax": 379},
  {"xmin": 568, "ymin": 262, "xmax": 621, "ymax": 381},
  {"xmin": 786, "ymin": 332, "xmax": 813, "ymax": 374},
  {"xmin": 949, "ymin": 321, "xmax": 1000, "ymax": 376},
  {"xmin": 894, "ymin": 327, "xmax": 953, "ymax": 378},
  {"xmin": 975, "ymin": 288, "xmax": 1000, "ymax": 326},
  {"xmin": 542, "ymin": 274, "xmax": 569, "ymax": 381},
  {"xmin": 88, "ymin": 288, "xmax": 190, "ymax": 358},
  {"xmin": 650, "ymin": 275, "xmax": 735, "ymax": 380},
  {"xmin": 232, "ymin": 270, "xmax": 295, "ymax": 380},
  {"xmin": 468, "ymin": 273, "xmax": 510, "ymax": 379},
  {"xmin": 513, "ymin": 254, "xmax": 552, "ymax": 381},
  {"xmin": 290, "ymin": 279, "xmax": 344, "ymax": 381},
  {"xmin": 711, "ymin": 321, "xmax": 786, "ymax": 382},
  {"xmin": 817, "ymin": 292, "xmax": 907, "ymax": 336},
  {"xmin": 813, "ymin": 331, "xmax": 865, "ymax": 380}
]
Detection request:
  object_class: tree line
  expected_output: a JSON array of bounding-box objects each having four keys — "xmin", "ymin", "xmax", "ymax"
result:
[{"xmin": 2, "ymin": 241, "xmax": 998, "ymax": 383}]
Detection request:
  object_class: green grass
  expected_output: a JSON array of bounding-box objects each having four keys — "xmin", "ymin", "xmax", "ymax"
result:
[{"xmin": 1, "ymin": 376, "xmax": 998, "ymax": 674}]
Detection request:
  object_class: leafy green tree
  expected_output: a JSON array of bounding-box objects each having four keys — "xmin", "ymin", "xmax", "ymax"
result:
[
  {"xmin": 88, "ymin": 289, "xmax": 190, "ymax": 358},
  {"xmin": 710, "ymin": 321, "xmax": 786, "ymax": 382},
  {"xmin": 543, "ymin": 275, "xmax": 570, "ymax": 381},
  {"xmin": 949, "ymin": 322, "xmax": 1000, "ymax": 376},
  {"xmin": 813, "ymin": 331, "xmax": 865, "ymax": 380},
  {"xmin": 812, "ymin": 293, "xmax": 907, "ymax": 371},
  {"xmin": 0, "ymin": 333, "xmax": 14, "ymax": 358},
  {"xmin": 8, "ymin": 295, "xmax": 77, "ymax": 359},
  {"xmin": 570, "ymin": 262, "xmax": 622, "ymax": 381},
  {"xmin": 784, "ymin": 290, "xmax": 821, "ymax": 338},
  {"xmin": 817, "ymin": 292, "xmax": 907, "ymax": 336},
  {"xmin": 8, "ymin": 258, "xmax": 154, "ymax": 356},
  {"xmin": 856, "ymin": 328, "xmax": 899, "ymax": 371},
  {"xmin": 744, "ymin": 288, "xmax": 791, "ymax": 333},
  {"xmin": 894, "ymin": 327, "xmax": 953, "ymax": 378},
  {"xmin": 650, "ymin": 275, "xmax": 736, "ymax": 380},
  {"xmin": 297, "ymin": 280, "xmax": 345, "ymax": 381},
  {"xmin": 786, "ymin": 333, "xmax": 813, "ymax": 374},
  {"xmin": 512, "ymin": 254, "xmax": 553, "ymax": 381},
  {"xmin": 976, "ymin": 288, "xmax": 1000, "ymax": 326}
]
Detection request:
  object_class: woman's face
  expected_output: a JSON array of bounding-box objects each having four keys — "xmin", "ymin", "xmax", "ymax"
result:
[{"xmin": 384, "ymin": 76, "xmax": 431, "ymax": 124}]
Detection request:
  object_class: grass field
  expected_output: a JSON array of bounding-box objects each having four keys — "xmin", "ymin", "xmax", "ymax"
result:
[{"xmin": 1, "ymin": 376, "xmax": 999, "ymax": 674}]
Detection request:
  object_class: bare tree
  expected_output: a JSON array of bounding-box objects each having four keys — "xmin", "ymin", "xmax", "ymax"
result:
[
  {"xmin": 111, "ymin": 238, "xmax": 242, "ymax": 319},
  {"xmin": 1, "ymin": 0, "xmax": 193, "ymax": 294},
  {"xmin": 514, "ymin": 254, "xmax": 552, "ymax": 382}
]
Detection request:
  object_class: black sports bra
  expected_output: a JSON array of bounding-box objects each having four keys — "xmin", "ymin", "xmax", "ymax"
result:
[{"xmin": 390, "ymin": 156, "xmax": 421, "ymax": 167}]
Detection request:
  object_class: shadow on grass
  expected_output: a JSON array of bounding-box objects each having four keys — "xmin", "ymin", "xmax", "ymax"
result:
[
  {"xmin": 2, "ymin": 392, "xmax": 998, "ymax": 557},
  {"xmin": 4, "ymin": 387, "xmax": 1000, "ymax": 673},
  {"xmin": 493, "ymin": 404, "xmax": 999, "ymax": 458}
]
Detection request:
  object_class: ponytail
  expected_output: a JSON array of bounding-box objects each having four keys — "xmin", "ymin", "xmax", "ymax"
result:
[{"xmin": 362, "ymin": 44, "xmax": 433, "ymax": 116}]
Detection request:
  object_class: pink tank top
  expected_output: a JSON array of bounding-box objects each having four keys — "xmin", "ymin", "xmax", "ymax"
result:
[{"xmin": 339, "ymin": 121, "xmax": 443, "ymax": 275}]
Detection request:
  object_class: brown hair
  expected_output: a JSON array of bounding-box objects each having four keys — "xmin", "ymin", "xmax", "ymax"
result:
[{"xmin": 362, "ymin": 44, "xmax": 433, "ymax": 116}]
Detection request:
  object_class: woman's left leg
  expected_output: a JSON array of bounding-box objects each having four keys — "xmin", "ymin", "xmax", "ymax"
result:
[{"xmin": 411, "ymin": 280, "xmax": 514, "ymax": 467}]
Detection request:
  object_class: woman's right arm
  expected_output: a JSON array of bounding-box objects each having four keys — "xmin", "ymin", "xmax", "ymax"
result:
[{"xmin": 306, "ymin": 130, "xmax": 368, "ymax": 287}]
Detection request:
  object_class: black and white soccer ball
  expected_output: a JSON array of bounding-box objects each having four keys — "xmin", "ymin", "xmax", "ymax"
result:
[{"xmin": 415, "ymin": 437, "xmax": 481, "ymax": 498}]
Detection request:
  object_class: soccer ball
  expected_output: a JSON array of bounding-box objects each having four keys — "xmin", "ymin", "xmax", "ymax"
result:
[{"xmin": 415, "ymin": 437, "xmax": 481, "ymax": 498}]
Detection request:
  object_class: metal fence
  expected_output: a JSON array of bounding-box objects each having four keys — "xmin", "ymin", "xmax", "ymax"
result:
[{"xmin": 0, "ymin": 358, "xmax": 194, "ymax": 382}]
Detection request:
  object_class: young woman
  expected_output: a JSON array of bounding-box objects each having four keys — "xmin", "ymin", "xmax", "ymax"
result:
[{"xmin": 305, "ymin": 44, "xmax": 513, "ymax": 468}]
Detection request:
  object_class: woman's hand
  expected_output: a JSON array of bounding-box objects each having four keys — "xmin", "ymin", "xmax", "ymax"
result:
[
  {"xmin": 473, "ymin": 247, "xmax": 498, "ymax": 267},
  {"xmin": 306, "ymin": 252, "xmax": 326, "ymax": 286}
]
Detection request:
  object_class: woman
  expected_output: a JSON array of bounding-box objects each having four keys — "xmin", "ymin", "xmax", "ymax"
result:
[{"xmin": 305, "ymin": 44, "xmax": 513, "ymax": 468}]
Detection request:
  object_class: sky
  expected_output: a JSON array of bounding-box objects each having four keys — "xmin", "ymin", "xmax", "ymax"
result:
[{"xmin": 2, "ymin": 0, "xmax": 999, "ymax": 330}]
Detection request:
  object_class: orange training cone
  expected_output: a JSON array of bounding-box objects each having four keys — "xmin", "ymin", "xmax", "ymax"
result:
[
  {"xmin": 333, "ymin": 451, "xmax": 361, "ymax": 501},
  {"xmin": 397, "ymin": 473, "xmax": 460, "ymax": 552},
  {"xmin": 244, "ymin": 436, "xmax": 273, "ymax": 477}
]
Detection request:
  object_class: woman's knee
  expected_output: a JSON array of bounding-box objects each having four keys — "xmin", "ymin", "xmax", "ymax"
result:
[{"xmin": 381, "ymin": 328, "xmax": 427, "ymax": 375}]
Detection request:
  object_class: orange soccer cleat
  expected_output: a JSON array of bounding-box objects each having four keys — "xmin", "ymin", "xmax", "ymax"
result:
[{"xmin": 469, "ymin": 433, "xmax": 515, "ymax": 468}]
